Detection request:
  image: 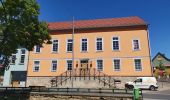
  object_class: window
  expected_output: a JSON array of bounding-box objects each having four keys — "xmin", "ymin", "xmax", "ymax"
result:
[
  {"xmin": 11, "ymin": 55, "xmax": 16, "ymax": 64},
  {"xmin": 33, "ymin": 61, "xmax": 40, "ymax": 72},
  {"xmin": 52, "ymin": 40, "xmax": 58, "ymax": 52},
  {"xmin": 67, "ymin": 39, "xmax": 73, "ymax": 52},
  {"xmin": 35, "ymin": 45, "xmax": 41, "ymax": 53},
  {"xmin": 134, "ymin": 59, "xmax": 142, "ymax": 70},
  {"xmin": 81, "ymin": 39, "xmax": 87, "ymax": 52},
  {"xmin": 133, "ymin": 39, "xmax": 140, "ymax": 50},
  {"xmin": 113, "ymin": 59, "xmax": 120, "ymax": 71},
  {"xmin": 96, "ymin": 38, "xmax": 103, "ymax": 51},
  {"xmin": 134, "ymin": 78, "xmax": 142, "ymax": 83},
  {"xmin": 97, "ymin": 60, "xmax": 103, "ymax": 71},
  {"xmin": 20, "ymin": 49, "xmax": 26, "ymax": 64},
  {"xmin": 21, "ymin": 49, "xmax": 26, "ymax": 54},
  {"xmin": 67, "ymin": 60, "xmax": 72, "ymax": 70},
  {"xmin": 51, "ymin": 60, "xmax": 57, "ymax": 71},
  {"xmin": 112, "ymin": 37, "xmax": 119, "ymax": 50}
]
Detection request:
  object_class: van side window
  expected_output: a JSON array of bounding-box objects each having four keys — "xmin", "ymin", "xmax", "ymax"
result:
[{"xmin": 135, "ymin": 79, "xmax": 142, "ymax": 82}]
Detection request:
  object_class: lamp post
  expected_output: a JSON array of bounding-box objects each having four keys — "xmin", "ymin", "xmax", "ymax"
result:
[{"xmin": 71, "ymin": 17, "xmax": 75, "ymax": 88}]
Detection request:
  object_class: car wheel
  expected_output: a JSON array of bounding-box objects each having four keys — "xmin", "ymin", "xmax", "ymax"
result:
[
  {"xmin": 129, "ymin": 85, "xmax": 134, "ymax": 90},
  {"xmin": 150, "ymin": 86, "xmax": 155, "ymax": 91}
]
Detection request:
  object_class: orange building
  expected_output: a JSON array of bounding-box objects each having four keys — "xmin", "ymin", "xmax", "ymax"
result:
[{"xmin": 26, "ymin": 16, "xmax": 152, "ymax": 87}]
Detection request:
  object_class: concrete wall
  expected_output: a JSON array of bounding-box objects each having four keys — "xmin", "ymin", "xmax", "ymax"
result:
[
  {"xmin": 3, "ymin": 48, "xmax": 28, "ymax": 87},
  {"xmin": 27, "ymin": 76, "xmax": 137, "ymax": 88}
]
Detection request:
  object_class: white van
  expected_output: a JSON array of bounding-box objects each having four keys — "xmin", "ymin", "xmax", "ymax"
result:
[{"xmin": 125, "ymin": 77, "xmax": 159, "ymax": 90}]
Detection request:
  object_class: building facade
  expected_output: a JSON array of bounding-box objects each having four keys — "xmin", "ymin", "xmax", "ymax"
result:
[
  {"xmin": 27, "ymin": 16, "xmax": 152, "ymax": 87},
  {"xmin": 3, "ymin": 48, "xmax": 28, "ymax": 87},
  {"xmin": 152, "ymin": 52, "xmax": 170, "ymax": 77}
]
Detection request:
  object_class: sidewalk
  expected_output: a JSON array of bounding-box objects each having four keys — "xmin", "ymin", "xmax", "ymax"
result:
[{"xmin": 157, "ymin": 81, "xmax": 170, "ymax": 91}]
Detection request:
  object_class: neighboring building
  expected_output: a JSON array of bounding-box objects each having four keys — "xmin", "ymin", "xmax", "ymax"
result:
[
  {"xmin": 152, "ymin": 52, "xmax": 170, "ymax": 76},
  {"xmin": 3, "ymin": 48, "xmax": 28, "ymax": 87},
  {"xmin": 27, "ymin": 16, "xmax": 152, "ymax": 87}
]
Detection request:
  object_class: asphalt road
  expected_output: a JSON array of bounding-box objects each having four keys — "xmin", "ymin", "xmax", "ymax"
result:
[{"xmin": 143, "ymin": 89, "xmax": 170, "ymax": 100}]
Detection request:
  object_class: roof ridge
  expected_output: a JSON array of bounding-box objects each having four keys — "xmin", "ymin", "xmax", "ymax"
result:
[
  {"xmin": 48, "ymin": 16, "xmax": 141, "ymax": 24},
  {"xmin": 152, "ymin": 52, "xmax": 170, "ymax": 61}
]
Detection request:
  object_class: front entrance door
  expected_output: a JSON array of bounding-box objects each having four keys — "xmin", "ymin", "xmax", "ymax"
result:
[{"xmin": 80, "ymin": 59, "xmax": 89, "ymax": 76}]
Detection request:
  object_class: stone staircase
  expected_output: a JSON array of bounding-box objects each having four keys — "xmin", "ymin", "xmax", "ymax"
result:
[{"xmin": 50, "ymin": 68, "xmax": 115, "ymax": 88}]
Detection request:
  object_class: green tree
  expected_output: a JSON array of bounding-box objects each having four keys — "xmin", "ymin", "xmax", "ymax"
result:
[
  {"xmin": 0, "ymin": 0, "xmax": 51, "ymax": 69},
  {"xmin": 159, "ymin": 61, "xmax": 165, "ymax": 70}
]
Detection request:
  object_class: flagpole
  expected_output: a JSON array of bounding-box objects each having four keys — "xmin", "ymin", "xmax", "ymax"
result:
[{"xmin": 71, "ymin": 16, "xmax": 74, "ymax": 88}]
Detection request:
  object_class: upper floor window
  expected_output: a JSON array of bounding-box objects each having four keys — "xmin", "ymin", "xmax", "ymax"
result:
[
  {"xmin": 33, "ymin": 61, "xmax": 40, "ymax": 72},
  {"xmin": 133, "ymin": 39, "xmax": 140, "ymax": 50},
  {"xmin": 21, "ymin": 49, "xmax": 26, "ymax": 54},
  {"xmin": 51, "ymin": 60, "xmax": 57, "ymax": 71},
  {"xmin": 97, "ymin": 59, "xmax": 103, "ymax": 71},
  {"xmin": 113, "ymin": 59, "xmax": 120, "ymax": 71},
  {"xmin": 20, "ymin": 49, "xmax": 26, "ymax": 64},
  {"xmin": 35, "ymin": 45, "xmax": 41, "ymax": 53},
  {"xmin": 11, "ymin": 55, "xmax": 16, "ymax": 64},
  {"xmin": 96, "ymin": 38, "xmax": 103, "ymax": 51},
  {"xmin": 134, "ymin": 59, "xmax": 142, "ymax": 71},
  {"xmin": 67, "ymin": 39, "xmax": 73, "ymax": 52},
  {"xmin": 52, "ymin": 40, "xmax": 58, "ymax": 52},
  {"xmin": 67, "ymin": 60, "xmax": 72, "ymax": 70},
  {"xmin": 112, "ymin": 37, "xmax": 119, "ymax": 51},
  {"xmin": 81, "ymin": 38, "xmax": 88, "ymax": 52}
]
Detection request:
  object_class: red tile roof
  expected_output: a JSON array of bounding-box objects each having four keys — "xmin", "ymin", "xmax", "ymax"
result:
[{"xmin": 48, "ymin": 16, "xmax": 147, "ymax": 31}]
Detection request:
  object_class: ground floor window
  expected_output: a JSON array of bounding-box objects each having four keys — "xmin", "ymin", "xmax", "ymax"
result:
[
  {"xmin": 33, "ymin": 61, "xmax": 40, "ymax": 72},
  {"xmin": 67, "ymin": 60, "xmax": 72, "ymax": 70},
  {"xmin": 134, "ymin": 59, "xmax": 142, "ymax": 71},
  {"xmin": 51, "ymin": 60, "xmax": 57, "ymax": 71},
  {"xmin": 113, "ymin": 59, "xmax": 120, "ymax": 71},
  {"xmin": 97, "ymin": 59, "xmax": 103, "ymax": 71}
]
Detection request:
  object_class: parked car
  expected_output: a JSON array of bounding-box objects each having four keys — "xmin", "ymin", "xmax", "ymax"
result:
[{"xmin": 125, "ymin": 77, "xmax": 159, "ymax": 90}]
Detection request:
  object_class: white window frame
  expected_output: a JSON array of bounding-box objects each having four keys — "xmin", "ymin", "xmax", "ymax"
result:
[
  {"xmin": 34, "ymin": 45, "xmax": 41, "ymax": 53},
  {"xmin": 66, "ymin": 59, "xmax": 73, "ymax": 71},
  {"xmin": 96, "ymin": 37, "xmax": 103, "ymax": 51},
  {"xmin": 19, "ymin": 49, "xmax": 26, "ymax": 64},
  {"xmin": 80, "ymin": 38, "xmax": 88, "ymax": 52},
  {"xmin": 112, "ymin": 36, "xmax": 120, "ymax": 51},
  {"xmin": 134, "ymin": 58, "xmax": 142, "ymax": 71},
  {"xmin": 51, "ymin": 39, "xmax": 59, "ymax": 53},
  {"xmin": 113, "ymin": 58, "xmax": 121, "ymax": 71},
  {"xmin": 66, "ymin": 39, "xmax": 73, "ymax": 52},
  {"xmin": 96, "ymin": 59, "xmax": 104, "ymax": 71},
  {"xmin": 132, "ymin": 39, "xmax": 141, "ymax": 51},
  {"xmin": 33, "ymin": 60, "xmax": 40, "ymax": 72},
  {"xmin": 11, "ymin": 54, "xmax": 16, "ymax": 64},
  {"xmin": 51, "ymin": 60, "xmax": 57, "ymax": 72}
]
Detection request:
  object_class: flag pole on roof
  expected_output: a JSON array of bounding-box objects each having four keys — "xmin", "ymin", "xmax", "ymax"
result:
[{"xmin": 71, "ymin": 16, "xmax": 74, "ymax": 88}]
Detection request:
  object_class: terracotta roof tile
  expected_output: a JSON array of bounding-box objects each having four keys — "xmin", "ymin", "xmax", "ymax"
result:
[{"xmin": 48, "ymin": 16, "xmax": 147, "ymax": 31}]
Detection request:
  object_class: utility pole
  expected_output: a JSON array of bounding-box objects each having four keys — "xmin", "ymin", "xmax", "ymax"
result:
[{"xmin": 71, "ymin": 17, "xmax": 75, "ymax": 88}]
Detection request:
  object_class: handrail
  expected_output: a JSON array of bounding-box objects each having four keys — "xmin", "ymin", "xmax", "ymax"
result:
[
  {"xmin": 0, "ymin": 87, "xmax": 134, "ymax": 94},
  {"xmin": 0, "ymin": 87, "xmax": 143, "ymax": 99},
  {"xmin": 50, "ymin": 68, "xmax": 115, "ymax": 88}
]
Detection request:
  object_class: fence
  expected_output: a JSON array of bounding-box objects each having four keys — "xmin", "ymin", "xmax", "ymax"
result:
[{"xmin": 0, "ymin": 87, "xmax": 143, "ymax": 99}]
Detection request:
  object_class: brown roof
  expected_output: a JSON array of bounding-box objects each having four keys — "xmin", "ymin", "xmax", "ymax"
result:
[{"xmin": 48, "ymin": 16, "xmax": 147, "ymax": 31}]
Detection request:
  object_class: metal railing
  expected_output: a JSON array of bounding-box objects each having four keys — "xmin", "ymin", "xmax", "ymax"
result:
[
  {"xmin": 50, "ymin": 68, "xmax": 115, "ymax": 88},
  {"xmin": 0, "ymin": 87, "xmax": 143, "ymax": 99}
]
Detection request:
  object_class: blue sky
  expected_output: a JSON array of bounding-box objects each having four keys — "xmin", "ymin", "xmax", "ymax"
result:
[{"xmin": 37, "ymin": 0, "xmax": 170, "ymax": 59}]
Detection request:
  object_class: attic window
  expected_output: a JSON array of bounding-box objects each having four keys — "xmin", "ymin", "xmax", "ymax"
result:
[{"xmin": 157, "ymin": 55, "xmax": 162, "ymax": 61}]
